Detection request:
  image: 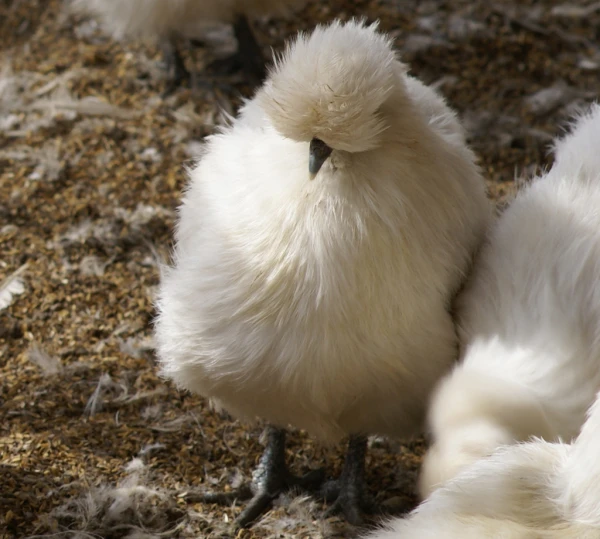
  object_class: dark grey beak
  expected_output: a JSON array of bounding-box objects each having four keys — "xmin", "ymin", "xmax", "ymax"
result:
[{"xmin": 309, "ymin": 138, "xmax": 332, "ymax": 178}]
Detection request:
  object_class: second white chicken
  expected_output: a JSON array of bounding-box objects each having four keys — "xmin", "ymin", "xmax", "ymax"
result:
[
  {"xmin": 364, "ymin": 389, "xmax": 600, "ymax": 539},
  {"xmin": 419, "ymin": 103, "xmax": 600, "ymax": 499}
]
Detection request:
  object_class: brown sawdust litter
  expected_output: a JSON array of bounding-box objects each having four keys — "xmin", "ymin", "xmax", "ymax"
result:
[{"xmin": 1, "ymin": 0, "xmax": 599, "ymax": 537}]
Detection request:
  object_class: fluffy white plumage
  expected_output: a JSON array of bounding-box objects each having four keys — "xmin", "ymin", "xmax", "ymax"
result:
[
  {"xmin": 363, "ymin": 391, "xmax": 600, "ymax": 539},
  {"xmin": 154, "ymin": 19, "xmax": 490, "ymax": 444},
  {"xmin": 419, "ymin": 103, "xmax": 600, "ymax": 499},
  {"xmin": 70, "ymin": 0, "xmax": 307, "ymax": 42}
]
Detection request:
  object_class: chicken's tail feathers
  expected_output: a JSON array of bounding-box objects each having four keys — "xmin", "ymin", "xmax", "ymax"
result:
[
  {"xmin": 553, "ymin": 390, "xmax": 600, "ymax": 527},
  {"xmin": 550, "ymin": 102, "xmax": 600, "ymax": 183}
]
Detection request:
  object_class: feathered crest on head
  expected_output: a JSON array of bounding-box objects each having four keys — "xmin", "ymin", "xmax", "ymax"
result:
[{"xmin": 257, "ymin": 19, "xmax": 404, "ymax": 153}]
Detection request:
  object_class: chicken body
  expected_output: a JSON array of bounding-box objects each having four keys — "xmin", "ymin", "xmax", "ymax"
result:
[
  {"xmin": 71, "ymin": 0, "xmax": 306, "ymax": 40},
  {"xmin": 155, "ymin": 19, "xmax": 490, "ymax": 526}
]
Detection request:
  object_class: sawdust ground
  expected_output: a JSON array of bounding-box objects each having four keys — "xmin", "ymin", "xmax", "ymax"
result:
[{"xmin": 1, "ymin": 0, "xmax": 599, "ymax": 537}]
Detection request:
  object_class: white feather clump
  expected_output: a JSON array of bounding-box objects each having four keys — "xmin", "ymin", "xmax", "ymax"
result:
[
  {"xmin": 155, "ymin": 19, "xmax": 490, "ymax": 445},
  {"xmin": 363, "ymin": 392, "xmax": 600, "ymax": 539},
  {"xmin": 419, "ymin": 103, "xmax": 600, "ymax": 499},
  {"xmin": 70, "ymin": 0, "xmax": 307, "ymax": 42},
  {"xmin": 0, "ymin": 263, "xmax": 27, "ymax": 311}
]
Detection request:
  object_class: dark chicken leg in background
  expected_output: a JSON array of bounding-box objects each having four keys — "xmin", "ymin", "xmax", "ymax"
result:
[{"xmin": 161, "ymin": 14, "xmax": 267, "ymax": 95}]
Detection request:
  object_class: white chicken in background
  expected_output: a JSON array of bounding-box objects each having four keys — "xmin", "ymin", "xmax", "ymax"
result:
[
  {"xmin": 154, "ymin": 19, "xmax": 490, "ymax": 528},
  {"xmin": 364, "ymin": 390, "xmax": 600, "ymax": 539},
  {"xmin": 419, "ymin": 103, "xmax": 600, "ymax": 500},
  {"xmin": 70, "ymin": 0, "xmax": 308, "ymax": 91}
]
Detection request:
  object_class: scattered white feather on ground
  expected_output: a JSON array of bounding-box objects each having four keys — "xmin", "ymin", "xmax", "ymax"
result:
[
  {"xmin": 27, "ymin": 343, "xmax": 63, "ymax": 376},
  {"xmin": 0, "ymin": 263, "xmax": 28, "ymax": 311}
]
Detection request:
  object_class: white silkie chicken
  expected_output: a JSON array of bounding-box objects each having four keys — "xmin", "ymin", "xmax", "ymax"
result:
[
  {"xmin": 70, "ymin": 0, "xmax": 308, "ymax": 89},
  {"xmin": 419, "ymin": 103, "xmax": 600, "ymax": 500},
  {"xmin": 363, "ymin": 390, "xmax": 600, "ymax": 539},
  {"xmin": 154, "ymin": 19, "xmax": 490, "ymax": 528}
]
